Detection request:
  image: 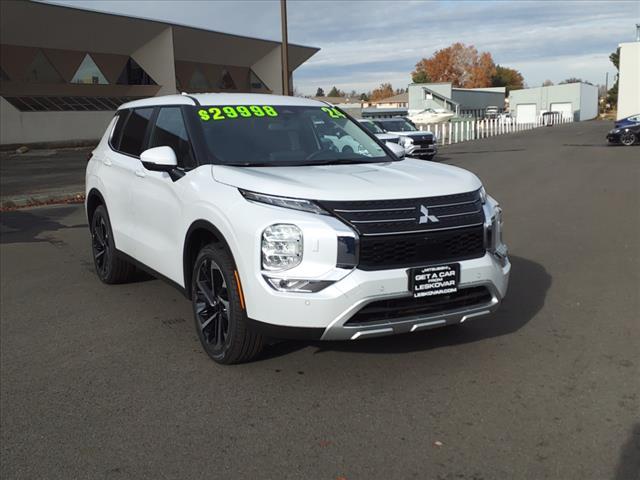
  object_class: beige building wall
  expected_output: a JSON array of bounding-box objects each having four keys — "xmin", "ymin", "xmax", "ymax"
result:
[
  {"xmin": 131, "ymin": 27, "xmax": 177, "ymax": 95},
  {"xmin": 617, "ymin": 42, "xmax": 640, "ymax": 120},
  {"xmin": 250, "ymin": 46, "xmax": 284, "ymax": 95},
  {"xmin": 0, "ymin": 97, "xmax": 113, "ymax": 145}
]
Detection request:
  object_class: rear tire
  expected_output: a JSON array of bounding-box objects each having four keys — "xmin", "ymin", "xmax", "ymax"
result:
[
  {"xmin": 191, "ymin": 243, "xmax": 264, "ymax": 364},
  {"xmin": 90, "ymin": 205, "xmax": 135, "ymax": 284},
  {"xmin": 620, "ymin": 131, "xmax": 637, "ymax": 146}
]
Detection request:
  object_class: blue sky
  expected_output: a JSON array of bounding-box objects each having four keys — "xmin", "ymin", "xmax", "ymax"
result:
[{"xmin": 46, "ymin": 0, "xmax": 640, "ymax": 94}]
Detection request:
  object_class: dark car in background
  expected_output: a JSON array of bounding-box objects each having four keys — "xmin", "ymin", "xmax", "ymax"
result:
[
  {"xmin": 607, "ymin": 122, "xmax": 640, "ymax": 146},
  {"xmin": 614, "ymin": 114, "xmax": 640, "ymax": 129}
]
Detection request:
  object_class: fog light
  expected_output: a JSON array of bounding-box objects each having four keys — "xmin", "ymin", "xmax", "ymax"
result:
[
  {"xmin": 264, "ymin": 276, "xmax": 334, "ymax": 293},
  {"xmin": 262, "ymin": 224, "xmax": 302, "ymax": 271}
]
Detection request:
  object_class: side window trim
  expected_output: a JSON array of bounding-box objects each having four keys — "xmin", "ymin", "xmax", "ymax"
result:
[
  {"xmin": 150, "ymin": 106, "xmax": 196, "ymax": 170},
  {"xmin": 108, "ymin": 109, "xmax": 130, "ymax": 152},
  {"xmin": 110, "ymin": 107, "xmax": 155, "ymax": 160}
]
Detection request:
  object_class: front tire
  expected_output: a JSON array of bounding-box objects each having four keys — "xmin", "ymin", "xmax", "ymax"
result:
[
  {"xmin": 191, "ymin": 244, "xmax": 264, "ymax": 364},
  {"xmin": 620, "ymin": 131, "xmax": 637, "ymax": 146},
  {"xmin": 90, "ymin": 205, "xmax": 135, "ymax": 284}
]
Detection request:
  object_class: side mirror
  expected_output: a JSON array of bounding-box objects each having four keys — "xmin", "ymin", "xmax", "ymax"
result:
[
  {"xmin": 386, "ymin": 141, "xmax": 405, "ymax": 159},
  {"xmin": 140, "ymin": 146, "xmax": 177, "ymax": 172}
]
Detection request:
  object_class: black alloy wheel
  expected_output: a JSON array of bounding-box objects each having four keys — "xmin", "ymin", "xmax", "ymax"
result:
[
  {"xmin": 194, "ymin": 257, "xmax": 230, "ymax": 350},
  {"xmin": 620, "ymin": 130, "xmax": 637, "ymax": 146},
  {"xmin": 91, "ymin": 213, "xmax": 110, "ymax": 278},
  {"xmin": 90, "ymin": 205, "xmax": 135, "ymax": 284},
  {"xmin": 191, "ymin": 244, "xmax": 264, "ymax": 364}
]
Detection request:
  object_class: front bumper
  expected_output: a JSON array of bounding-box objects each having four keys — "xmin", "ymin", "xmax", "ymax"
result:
[
  {"xmin": 606, "ymin": 132, "xmax": 621, "ymax": 143},
  {"xmin": 406, "ymin": 143, "xmax": 437, "ymax": 157},
  {"xmin": 246, "ymin": 252, "xmax": 510, "ymax": 341}
]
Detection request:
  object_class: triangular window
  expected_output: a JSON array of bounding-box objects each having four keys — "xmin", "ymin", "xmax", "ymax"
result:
[
  {"xmin": 0, "ymin": 66, "xmax": 9, "ymax": 81},
  {"xmin": 189, "ymin": 67, "xmax": 210, "ymax": 90},
  {"xmin": 117, "ymin": 58, "xmax": 156, "ymax": 85},
  {"xmin": 218, "ymin": 68, "xmax": 237, "ymax": 90},
  {"xmin": 71, "ymin": 54, "xmax": 108, "ymax": 84},
  {"xmin": 24, "ymin": 50, "xmax": 63, "ymax": 83},
  {"xmin": 249, "ymin": 70, "xmax": 267, "ymax": 90}
]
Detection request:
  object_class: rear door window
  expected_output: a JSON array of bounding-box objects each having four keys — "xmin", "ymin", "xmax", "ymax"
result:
[
  {"xmin": 148, "ymin": 107, "xmax": 195, "ymax": 168},
  {"xmin": 119, "ymin": 108, "xmax": 154, "ymax": 157}
]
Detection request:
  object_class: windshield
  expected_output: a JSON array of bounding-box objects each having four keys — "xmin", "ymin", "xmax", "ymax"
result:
[
  {"xmin": 194, "ymin": 105, "xmax": 392, "ymax": 166},
  {"xmin": 377, "ymin": 119, "xmax": 418, "ymax": 132},
  {"xmin": 360, "ymin": 120, "xmax": 385, "ymax": 134}
]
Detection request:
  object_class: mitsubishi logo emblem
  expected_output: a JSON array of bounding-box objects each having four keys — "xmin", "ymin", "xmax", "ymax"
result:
[{"xmin": 419, "ymin": 205, "xmax": 439, "ymax": 224}]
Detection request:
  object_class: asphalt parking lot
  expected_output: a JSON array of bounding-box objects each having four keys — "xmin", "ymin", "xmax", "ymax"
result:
[{"xmin": 1, "ymin": 121, "xmax": 638, "ymax": 480}]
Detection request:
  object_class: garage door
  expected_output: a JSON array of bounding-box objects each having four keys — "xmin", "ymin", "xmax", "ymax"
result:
[
  {"xmin": 550, "ymin": 102, "xmax": 572, "ymax": 120},
  {"xmin": 516, "ymin": 104, "xmax": 537, "ymax": 124}
]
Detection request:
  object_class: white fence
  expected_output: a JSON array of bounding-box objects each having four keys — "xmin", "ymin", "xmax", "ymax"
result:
[{"xmin": 416, "ymin": 116, "xmax": 573, "ymax": 146}]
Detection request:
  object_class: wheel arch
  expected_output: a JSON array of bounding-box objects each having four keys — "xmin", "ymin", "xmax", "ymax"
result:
[
  {"xmin": 86, "ymin": 188, "xmax": 106, "ymax": 225},
  {"xmin": 183, "ymin": 220, "xmax": 235, "ymax": 299}
]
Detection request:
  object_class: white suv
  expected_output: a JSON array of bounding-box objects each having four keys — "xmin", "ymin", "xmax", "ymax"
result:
[{"xmin": 86, "ymin": 93, "xmax": 510, "ymax": 364}]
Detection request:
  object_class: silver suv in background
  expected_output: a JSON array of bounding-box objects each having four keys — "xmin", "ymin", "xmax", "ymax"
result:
[{"xmin": 374, "ymin": 118, "xmax": 437, "ymax": 160}]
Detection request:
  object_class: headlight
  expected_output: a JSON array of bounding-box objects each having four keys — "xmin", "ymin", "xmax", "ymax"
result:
[
  {"xmin": 479, "ymin": 186, "xmax": 487, "ymax": 204},
  {"xmin": 612, "ymin": 128, "xmax": 620, "ymax": 133},
  {"xmin": 241, "ymin": 190, "xmax": 327, "ymax": 215},
  {"xmin": 489, "ymin": 206, "xmax": 508, "ymax": 260},
  {"xmin": 262, "ymin": 224, "xmax": 303, "ymax": 271},
  {"xmin": 400, "ymin": 136, "xmax": 414, "ymax": 146}
]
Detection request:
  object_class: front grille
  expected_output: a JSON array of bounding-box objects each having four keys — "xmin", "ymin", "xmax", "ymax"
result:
[
  {"xmin": 357, "ymin": 225, "xmax": 485, "ymax": 270},
  {"xmin": 318, "ymin": 189, "xmax": 484, "ymax": 236},
  {"xmin": 346, "ymin": 286, "xmax": 492, "ymax": 325},
  {"xmin": 411, "ymin": 134, "xmax": 434, "ymax": 147}
]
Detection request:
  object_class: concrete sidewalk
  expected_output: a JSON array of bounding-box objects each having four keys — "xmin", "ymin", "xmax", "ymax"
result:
[{"xmin": 0, "ymin": 147, "xmax": 92, "ymax": 208}]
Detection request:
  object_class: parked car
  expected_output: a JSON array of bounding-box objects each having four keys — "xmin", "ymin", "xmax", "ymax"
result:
[
  {"xmin": 86, "ymin": 93, "xmax": 509, "ymax": 364},
  {"xmin": 485, "ymin": 106, "xmax": 499, "ymax": 119},
  {"xmin": 358, "ymin": 119, "xmax": 402, "ymax": 148},
  {"xmin": 541, "ymin": 111, "xmax": 561, "ymax": 126},
  {"xmin": 408, "ymin": 108, "xmax": 454, "ymax": 124},
  {"xmin": 497, "ymin": 112, "xmax": 512, "ymax": 123},
  {"xmin": 373, "ymin": 118, "xmax": 438, "ymax": 160},
  {"xmin": 614, "ymin": 113, "xmax": 640, "ymax": 129},
  {"xmin": 607, "ymin": 122, "xmax": 640, "ymax": 146}
]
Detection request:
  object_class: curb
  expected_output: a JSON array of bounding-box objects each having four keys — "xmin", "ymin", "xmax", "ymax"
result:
[{"xmin": 0, "ymin": 192, "xmax": 85, "ymax": 211}]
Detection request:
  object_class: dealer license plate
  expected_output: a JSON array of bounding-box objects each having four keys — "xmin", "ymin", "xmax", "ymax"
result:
[{"xmin": 409, "ymin": 264, "xmax": 460, "ymax": 298}]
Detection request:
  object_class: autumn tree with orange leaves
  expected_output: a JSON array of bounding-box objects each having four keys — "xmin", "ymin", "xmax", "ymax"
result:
[
  {"xmin": 370, "ymin": 83, "xmax": 395, "ymax": 102},
  {"xmin": 412, "ymin": 43, "xmax": 500, "ymax": 88}
]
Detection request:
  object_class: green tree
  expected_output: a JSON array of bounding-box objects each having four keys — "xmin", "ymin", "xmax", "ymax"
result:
[
  {"xmin": 607, "ymin": 47, "xmax": 620, "ymax": 105},
  {"xmin": 411, "ymin": 70, "xmax": 430, "ymax": 84},
  {"xmin": 560, "ymin": 77, "xmax": 586, "ymax": 84},
  {"xmin": 327, "ymin": 86, "xmax": 344, "ymax": 97},
  {"xmin": 315, "ymin": 87, "xmax": 325, "ymax": 97},
  {"xmin": 491, "ymin": 65, "xmax": 524, "ymax": 93}
]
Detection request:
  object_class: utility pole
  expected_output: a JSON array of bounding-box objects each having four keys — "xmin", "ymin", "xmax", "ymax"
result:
[{"xmin": 280, "ymin": 0, "xmax": 290, "ymax": 96}]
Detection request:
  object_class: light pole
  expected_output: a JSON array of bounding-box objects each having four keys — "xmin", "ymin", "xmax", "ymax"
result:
[{"xmin": 280, "ymin": 0, "xmax": 290, "ymax": 96}]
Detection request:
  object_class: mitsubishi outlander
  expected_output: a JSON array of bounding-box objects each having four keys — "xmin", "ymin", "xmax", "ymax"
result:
[{"xmin": 86, "ymin": 93, "xmax": 510, "ymax": 364}]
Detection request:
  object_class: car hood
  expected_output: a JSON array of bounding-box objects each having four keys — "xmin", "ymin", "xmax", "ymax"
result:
[
  {"xmin": 375, "ymin": 133, "xmax": 399, "ymax": 141},
  {"xmin": 212, "ymin": 159, "xmax": 481, "ymax": 201},
  {"xmin": 386, "ymin": 130, "xmax": 434, "ymax": 137}
]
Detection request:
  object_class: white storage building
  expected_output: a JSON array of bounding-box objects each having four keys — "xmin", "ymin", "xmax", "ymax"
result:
[{"xmin": 508, "ymin": 83, "xmax": 598, "ymax": 123}]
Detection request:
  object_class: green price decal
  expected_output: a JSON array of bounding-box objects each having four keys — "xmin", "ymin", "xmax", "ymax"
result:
[
  {"xmin": 321, "ymin": 106, "xmax": 346, "ymax": 119},
  {"xmin": 198, "ymin": 105, "xmax": 278, "ymax": 121}
]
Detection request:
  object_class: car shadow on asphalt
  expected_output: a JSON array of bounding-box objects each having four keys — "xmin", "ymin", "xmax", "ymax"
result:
[
  {"xmin": 261, "ymin": 255, "xmax": 551, "ymax": 359},
  {"xmin": 0, "ymin": 206, "xmax": 86, "ymax": 245},
  {"xmin": 614, "ymin": 423, "xmax": 640, "ymax": 480}
]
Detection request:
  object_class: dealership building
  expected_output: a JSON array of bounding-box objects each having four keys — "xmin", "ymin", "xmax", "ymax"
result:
[
  {"xmin": 408, "ymin": 82, "xmax": 506, "ymax": 118},
  {"xmin": 508, "ymin": 83, "xmax": 598, "ymax": 123},
  {"xmin": 0, "ymin": 0, "xmax": 318, "ymax": 146}
]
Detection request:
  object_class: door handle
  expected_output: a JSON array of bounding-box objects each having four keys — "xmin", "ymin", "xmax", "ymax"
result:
[
  {"xmin": 102, "ymin": 159, "xmax": 112, "ymax": 166},
  {"xmin": 135, "ymin": 169, "xmax": 146, "ymax": 178}
]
